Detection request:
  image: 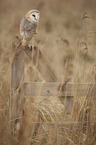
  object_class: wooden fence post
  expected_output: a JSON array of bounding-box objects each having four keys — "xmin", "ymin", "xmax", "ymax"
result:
[
  {"xmin": 10, "ymin": 40, "xmax": 24, "ymax": 135},
  {"xmin": 25, "ymin": 45, "xmax": 59, "ymax": 82},
  {"xmin": 10, "ymin": 36, "xmax": 74, "ymax": 137},
  {"xmin": 25, "ymin": 46, "xmax": 74, "ymax": 113}
]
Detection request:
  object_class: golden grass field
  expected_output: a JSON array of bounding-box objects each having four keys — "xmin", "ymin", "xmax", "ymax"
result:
[{"xmin": 0, "ymin": 0, "xmax": 96, "ymax": 145}]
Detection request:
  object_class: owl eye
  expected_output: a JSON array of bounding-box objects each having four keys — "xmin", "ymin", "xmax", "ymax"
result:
[{"xmin": 32, "ymin": 14, "xmax": 35, "ymax": 17}]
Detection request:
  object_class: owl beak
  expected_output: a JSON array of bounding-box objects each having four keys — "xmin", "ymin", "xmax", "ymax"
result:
[
  {"xmin": 36, "ymin": 15, "xmax": 39, "ymax": 22},
  {"xmin": 35, "ymin": 17, "xmax": 38, "ymax": 22},
  {"xmin": 34, "ymin": 14, "xmax": 40, "ymax": 22},
  {"xmin": 35, "ymin": 17, "xmax": 37, "ymax": 21}
]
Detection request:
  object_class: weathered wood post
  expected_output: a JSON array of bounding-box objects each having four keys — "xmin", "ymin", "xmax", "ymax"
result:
[
  {"xmin": 25, "ymin": 46, "xmax": 74, "ymax": 113},
  {"xmin": 10, "ymin": 38, "xmax": 24, "ymax": 135},
  {"xmin": 25, "ymin": 45, "xmax": 59, "ymax": 82},
  {"xmin": 10, "ymin": 35, "xmax": 74, "ymax": 137}
]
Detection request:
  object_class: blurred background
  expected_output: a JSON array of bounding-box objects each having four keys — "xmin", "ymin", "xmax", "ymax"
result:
[
  {"xmin": 0, "ymin": 0, "xmax": 96, "ymax": 83},
  {"xmin": 0, "ymin": 0, "xmax": 96, "ymax": 145}
]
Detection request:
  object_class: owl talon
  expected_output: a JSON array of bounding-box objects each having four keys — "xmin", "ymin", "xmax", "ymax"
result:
[
  {"xmin": 28, "ymin": 43, "xmax": 32, "ymax": 50},
  {"xmin": 29, "ymin": 45, "xmax": 32, "ymax": 50}
]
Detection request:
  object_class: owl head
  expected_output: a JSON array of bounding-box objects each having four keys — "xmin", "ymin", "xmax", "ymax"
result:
[{"xmin": 25, "ymin": 9, "xmax": 40, "ymax": 23}]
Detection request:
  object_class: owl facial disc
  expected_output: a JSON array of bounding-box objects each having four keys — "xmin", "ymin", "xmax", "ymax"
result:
[
  {"xmin": 26, "ymin": 9, "xmax": 40, "ymax": 23},
  {"xmin": 30, "ymin": 11, "xmax": 40, "ymax": 23}
]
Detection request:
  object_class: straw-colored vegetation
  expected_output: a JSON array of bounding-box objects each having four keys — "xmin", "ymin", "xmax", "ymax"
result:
[{"xmin": 0, "ymin": 0, "xmax": 96, "ymax": 145}]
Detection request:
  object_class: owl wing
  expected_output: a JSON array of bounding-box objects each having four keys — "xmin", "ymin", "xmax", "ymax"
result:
[
  {"xmin": 25, "ymin": 23, "xmax": 37, "ymax": 33},
  {"xmin": 20, "ymin": 17, "xmax": 37, "ymax": 33}
]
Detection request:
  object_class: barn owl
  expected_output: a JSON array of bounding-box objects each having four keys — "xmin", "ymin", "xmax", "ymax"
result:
[{"xmin": 20, "ymin": 9, "xmax": 40, "ymax": 46}]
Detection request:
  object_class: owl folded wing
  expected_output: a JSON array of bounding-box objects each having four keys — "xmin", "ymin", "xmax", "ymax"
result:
[{"xmin": 21, "ymin": 18, "xmax": 37, "ymax": 33}]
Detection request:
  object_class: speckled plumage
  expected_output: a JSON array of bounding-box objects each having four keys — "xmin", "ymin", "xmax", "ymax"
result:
[{"xmin": 20, "ymin": 9, "xmax": 40, "ymax": 46}]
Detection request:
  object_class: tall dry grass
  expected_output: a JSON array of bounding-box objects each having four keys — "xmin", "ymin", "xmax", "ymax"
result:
[{"xmin": 0, "ymin": 0, "xmax": 96, "ymax": 144}]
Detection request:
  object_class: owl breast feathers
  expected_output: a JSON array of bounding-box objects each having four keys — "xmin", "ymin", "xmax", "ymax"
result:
[{"xmin": 20, "ymin": 9, "xmax": 40, "ymax": 46}]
